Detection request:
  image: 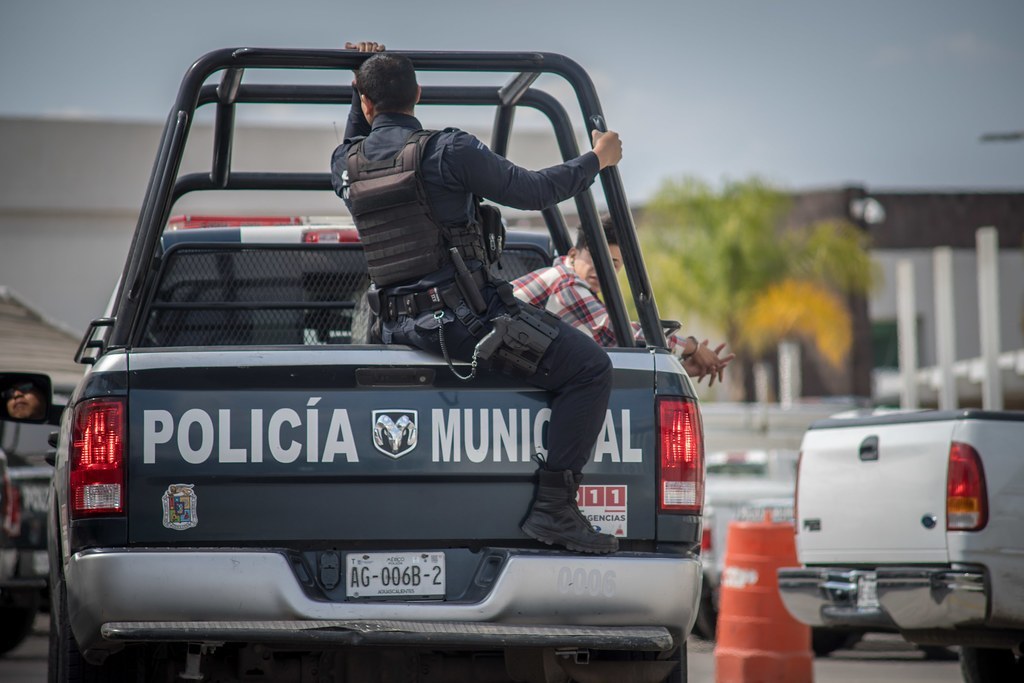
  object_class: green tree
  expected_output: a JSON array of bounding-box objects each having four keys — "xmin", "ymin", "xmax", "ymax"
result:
[{"xmin": 640, "ymin": 176, "xmax": 877, "ymax": 398}]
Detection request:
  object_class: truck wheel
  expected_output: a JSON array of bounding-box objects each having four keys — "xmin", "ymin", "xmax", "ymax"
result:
[
  {"xmin": 570, "ymin": 644, "xmax": 688, "ymax": 683},
  {"xmin": 810, "ymin": 628, "xmax": 855, "ymax": 657},
  {"xmin": 53, "ymin": 580, "xmax": 144, "ymax": 682},
  {"xmin": 604, "ymin": 644, "xmax": 689, "ymax": 683},
  {"xmin": 692, "ymin": 581, "xmax": 717, "ymax": 640},
  {"xmin": 918, "ymin": 644, "xmax": 958, "ymax": 661},
  {"xmin": 47, "ymin": 603, "xmax": 57, "ymax": 683},
  {"xmin": 54, "ymin": 579, "xmax": 88, "ymax": 682},
  {"xmin": 0, "ymin": 600, "xmax": 39, "ymax": 655},
  {"xmin": 661, "ymin": 642, "xmax": 687, "ymax": 683},
  {"xmin": 960, "ymin": 646, "xmax": 1024, "ymax": 683}
]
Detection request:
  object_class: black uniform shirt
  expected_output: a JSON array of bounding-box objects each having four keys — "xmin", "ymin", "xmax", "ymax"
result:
[{"xmin": 330, "ymin": 102, "xmax": 600, "ymax": 292}]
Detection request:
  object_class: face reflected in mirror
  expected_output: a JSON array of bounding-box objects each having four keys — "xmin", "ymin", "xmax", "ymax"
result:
[{"xmin": 3, "ymin": 381, "xmax": 47, "ymax": 420}]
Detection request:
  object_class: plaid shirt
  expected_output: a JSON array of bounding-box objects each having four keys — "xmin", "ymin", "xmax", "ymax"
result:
[{"xmin": 511, "ymin": 256, "xmax": 688, "ymax": 353}]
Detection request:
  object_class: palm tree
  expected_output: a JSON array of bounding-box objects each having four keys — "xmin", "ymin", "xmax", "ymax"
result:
[{"xmin": 639, "ymin": 176, "xmax": 877, "ymax": 400}]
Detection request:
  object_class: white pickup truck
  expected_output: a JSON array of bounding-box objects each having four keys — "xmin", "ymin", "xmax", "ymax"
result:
[{"xmin": 778, "ymin": 409, "xmax": 1024, "ymax": 682}]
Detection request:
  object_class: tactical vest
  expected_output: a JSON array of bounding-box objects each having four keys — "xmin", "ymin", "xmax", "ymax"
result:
[{"xmin": 345, "ymin": 130, "xmax": 487, "ymax": 288}]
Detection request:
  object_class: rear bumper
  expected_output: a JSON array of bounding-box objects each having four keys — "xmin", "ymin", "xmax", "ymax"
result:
[
  {"xmin": 101, "ymin": 620, "xmax": 674, "ymax": 652},
  {"xmin": 876, "ymin": 568, "xmax": 987, "ymax": 630},
  {"xmin": 67, "ymin": 548, "xmax": 700, "ymax": 655},
  {"xmin": 778, "ymin": 566, "xmax": 987, "ymax": 631},
  {"xmin": 778, "ymin": 568, "xmax": 894, "ymax": 629}
]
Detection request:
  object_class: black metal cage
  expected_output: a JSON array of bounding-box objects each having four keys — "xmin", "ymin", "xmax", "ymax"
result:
[{"xmin": 82, "ymin": 48, "xmax": 666, "ymax": 361}]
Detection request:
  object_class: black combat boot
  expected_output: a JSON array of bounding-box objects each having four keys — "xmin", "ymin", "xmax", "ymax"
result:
[{"xmin": 521, "ymin": 467, "xmax": 619, "ymax": 554}]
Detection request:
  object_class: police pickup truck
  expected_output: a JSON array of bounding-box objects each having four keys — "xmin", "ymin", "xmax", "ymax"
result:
[
  {"xmin": 1, "ymin": 445, "xmax": 49, "ymax": 656},
  {"xmin": 25, "ymin": 49, "xmax": 705, "ymax": 683},
  {"xmin": 0, "ymin": 375, "xmax": 56, "ymax": 657}
]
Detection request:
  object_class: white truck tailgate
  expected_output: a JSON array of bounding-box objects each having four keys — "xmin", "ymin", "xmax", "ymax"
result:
[{"xmin": 797, "ymin": 417, "xmax": 955, "ymax": 564}]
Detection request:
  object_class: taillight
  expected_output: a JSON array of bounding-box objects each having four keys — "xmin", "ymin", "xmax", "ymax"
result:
[
  {"xmin": 947, "ymin": 441, "xmax": 987, "ymax": 531},
  {"xmin": 303, "ymin": 228, "xmax": 360, "ymax": 243},
  {"xmin": 70, "ymin": 398, "xmax": 125, "ymax": 518},
  {"xmin": 1, "ymin": 471, "xmax": 21, "ymax": 537},
  {"xmin": 658, "ymin": 397, "xmax": 704, "ymax": 513},
  {"xmin": 700, "ymin": 526, "xmax": 713, "ymax": 553}
]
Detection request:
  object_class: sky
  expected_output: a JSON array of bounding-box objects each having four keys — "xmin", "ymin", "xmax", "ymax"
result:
[{"xmin": 2, "ymin": 0, "xmax": 1023, "ymax": 202}]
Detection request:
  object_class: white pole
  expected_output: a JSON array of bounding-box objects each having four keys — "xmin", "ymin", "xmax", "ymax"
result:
[
  {"xmin": 933, "ymin": 247, "xmax": 957, "ymax": 410},
  {"xmin": 977, "ymin": 227, "xmax": 1003, "ymax": 410},
  {"xmin": 754, "ymin": 361, "xmax": 772, "ymax": 431},
  {"xmin": 897, "ymin": 259, "xmax": 919, "ymax": 409},
  {"xmin": 778, "ymin": 341, "xmax": 801, "ymax": 409},
  {"xmin": 754, "ymin": 362, "xmax": 772, "ymax": 404}
]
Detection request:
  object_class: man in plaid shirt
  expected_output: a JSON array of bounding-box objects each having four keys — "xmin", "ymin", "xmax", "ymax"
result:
[{"xmin": 512, "ymin": 215, "xmax": 733, "ymax": 385}]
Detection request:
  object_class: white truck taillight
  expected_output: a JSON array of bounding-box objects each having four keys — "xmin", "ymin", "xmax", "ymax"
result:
[
  {"xmin": 658, "ymin": 397, "xmax": 704, "ymax": 514},
  {"xmin": 947, "ymin": 441, "xmax": 987, "ymax": 531},
  {"xmin": 70, "ymin": 398, "xmax": 125, "ymax": 518}
]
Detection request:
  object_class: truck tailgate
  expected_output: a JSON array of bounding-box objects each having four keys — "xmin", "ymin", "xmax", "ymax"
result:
[
  {"xmin": 126, "ymin": 349, "xmax": 658, "ymax": 545},
  {"xmin": 797, "ymin": 416, "xmax": 954, "ymax": 564}
]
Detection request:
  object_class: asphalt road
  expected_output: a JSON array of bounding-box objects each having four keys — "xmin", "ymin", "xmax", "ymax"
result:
[
  {"xmin": 2, "ymin": 614, "xmax": 963, "ymax": 683},
  {"xmin": 688, "ymin": 633, "xmax": 963, "ymax": 683}
]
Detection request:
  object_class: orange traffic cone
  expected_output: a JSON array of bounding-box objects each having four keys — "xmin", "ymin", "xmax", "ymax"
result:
[{"xmin": 714, "ymin": 508, "xmax": 813, "ymax": 683}]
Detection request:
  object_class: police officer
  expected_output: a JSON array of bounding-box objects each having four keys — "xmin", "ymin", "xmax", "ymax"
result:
[{"xmin": 331, "ymin": 48, "xmax": 623, "ymax": 554}]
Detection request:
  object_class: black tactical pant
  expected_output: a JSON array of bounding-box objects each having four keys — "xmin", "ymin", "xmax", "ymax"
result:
[{"xmin": 382, "ymin": 283, "xmax": 613, "ymax": 474}]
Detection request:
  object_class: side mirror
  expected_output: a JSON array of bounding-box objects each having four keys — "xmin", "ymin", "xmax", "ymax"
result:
[{"xmin": 0, "ymin": 372, "xmax": 59, "ymax": 425}]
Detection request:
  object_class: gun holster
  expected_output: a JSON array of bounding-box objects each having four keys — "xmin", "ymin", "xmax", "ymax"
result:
[
  {"xmin": 365, "ymin": 287, "xmax": 382, "ymax": 316},
  {"xmin": 475, "ymin": 305, "xmax": 561, "ymax": 376}
]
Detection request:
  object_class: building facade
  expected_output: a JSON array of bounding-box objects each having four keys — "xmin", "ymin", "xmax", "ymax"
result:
[
  {"xmin": 788, "ymin": 187, "xmax": 1024, "ymax": 407},
  {"xmin": 2, "ymin": 117, "xmax": 1021, "ymax": 406}
]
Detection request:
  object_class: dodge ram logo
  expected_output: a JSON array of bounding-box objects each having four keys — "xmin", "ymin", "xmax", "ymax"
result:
[{"xmin": 372, "ymin": 410, "xmax": 418, "ymax": 459}]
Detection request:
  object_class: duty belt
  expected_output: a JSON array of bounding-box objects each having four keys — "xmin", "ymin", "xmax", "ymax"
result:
[{"xmin": 370, "ymin": 269, "xmax": 488, "ymax": 321}]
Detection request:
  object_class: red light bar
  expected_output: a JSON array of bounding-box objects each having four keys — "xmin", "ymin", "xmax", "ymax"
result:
[
  {"xmin": 302, "ymin": 228, "xmax": 361, "ymax": 243},
  {"xmin": 168, "ymin": 215, "xmax": 302, "ymax": 230}
]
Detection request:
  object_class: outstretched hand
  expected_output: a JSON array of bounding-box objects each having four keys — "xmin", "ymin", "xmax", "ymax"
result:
[{"xmin": 683, "ymin": 340, "xmax": 735, "ymax": 387}]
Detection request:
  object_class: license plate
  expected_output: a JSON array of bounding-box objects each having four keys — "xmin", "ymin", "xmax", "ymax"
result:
[
  {"xmin": 346, "ymin": 552, "xmax": 445, "ymax": 599},
  {"xmin": 857, "ymin": 573, "xmax": 879, "ymax": 609}
]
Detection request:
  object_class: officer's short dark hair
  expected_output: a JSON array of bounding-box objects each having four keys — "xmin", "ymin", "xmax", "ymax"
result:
[
  {"xmin": 574, "ymin": 214, "xmax": 619, "ymax": 251},
  {"xmin": 355, "ymin": 53, "xmax": 419, "ymax": 113}
]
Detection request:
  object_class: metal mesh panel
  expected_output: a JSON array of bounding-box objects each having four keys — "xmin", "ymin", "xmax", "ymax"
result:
[
  {"xmin": 141, "ymin": 246, "xmax": 370, "ymax": 347},
  {"xmin": 140, "ymin": 243, "xmax": 552, "ymax": 348},
  {"xmin": 492, "ymin": 246, "xmax": 550, "ymax": 282}
]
